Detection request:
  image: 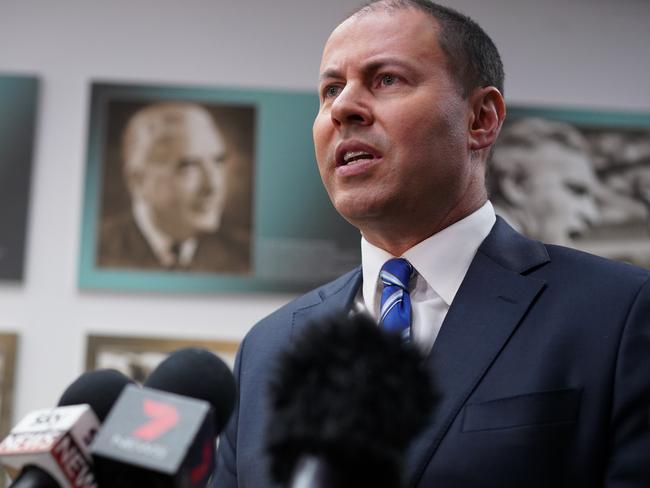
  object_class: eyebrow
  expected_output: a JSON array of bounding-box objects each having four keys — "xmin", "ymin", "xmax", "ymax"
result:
[
  {"xmin": 319, "ymin": 68, "xmax": 342, "ymax": 82},
  {"xmin": 319, "ymin": 57, "xmax": 417, "ymax": 82}
]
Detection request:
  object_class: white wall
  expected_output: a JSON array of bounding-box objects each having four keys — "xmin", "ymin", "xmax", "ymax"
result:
[{"xmin": 0, "ymin": 0, "xmax": 648, "ymax": 423}]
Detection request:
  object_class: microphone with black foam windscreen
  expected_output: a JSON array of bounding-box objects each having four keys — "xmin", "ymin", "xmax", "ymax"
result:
[
  {"xmin": 90, "ymin": 347, "xmax": 236, "ymax": 488},
  {"xmin": 58, "ymin": 369, "xmax": 136, "ymax": 423},
  {"xmin": 0, "ymin": 369, "xmax": 134, "ymax": 488},
  {"xmin": 266, "ymin": 313, "xmax": 435, "ymax": 488},
  {"xmin": 144, "ymin": 347, "xmax": 236, "ymax": 437}
]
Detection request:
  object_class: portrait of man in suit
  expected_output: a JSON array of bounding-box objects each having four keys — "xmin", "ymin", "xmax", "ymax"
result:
[
  {"xmin": 97, "ymin": 100, "xmax": 253, "ymax": 274},
  {"xmin": 213, "ymin": 1, "xmax": 650, "ymax": 487}
]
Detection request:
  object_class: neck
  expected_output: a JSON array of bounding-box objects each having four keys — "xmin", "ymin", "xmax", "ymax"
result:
[{"xmin": 359, "ymin": 195, "xmax": 487, "ymax": 256}]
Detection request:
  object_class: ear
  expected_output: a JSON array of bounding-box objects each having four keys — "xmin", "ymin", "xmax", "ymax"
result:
[
  {"xmin": 468, "ymin": 86, "xmax": 506, "ymax": 151},
  {"xmin": 124, "ymin": 167, "xmax": 145, "ymax": 196}
]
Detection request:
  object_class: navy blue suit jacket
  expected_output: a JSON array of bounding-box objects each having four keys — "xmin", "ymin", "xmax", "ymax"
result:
[{"xmin": 213, "ymin": 218, "xmax": 650, "ymax": 487}]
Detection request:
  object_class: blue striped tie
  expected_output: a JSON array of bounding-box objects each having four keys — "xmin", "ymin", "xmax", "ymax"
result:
[{"xmin": 379, "ymin": 258, "xmax": 414, "ymax": 342}]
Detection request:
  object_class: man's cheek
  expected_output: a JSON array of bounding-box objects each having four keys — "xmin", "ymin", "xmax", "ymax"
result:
[{"xmin": 171, "ymin": 179, "xmax": 199, "ymax": 200}]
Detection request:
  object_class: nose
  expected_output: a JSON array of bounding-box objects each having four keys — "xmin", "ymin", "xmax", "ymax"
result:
[
  {"xmin": 580, "ymin": 196, "xmax": 600, "ymax": 225},
  {"xmin": 199, "ymin": 159, "xmax": 222, "ymax": 195},
  {"xmin": 330, "ymin": 83, "xmax": 373, "ymax": 128}
]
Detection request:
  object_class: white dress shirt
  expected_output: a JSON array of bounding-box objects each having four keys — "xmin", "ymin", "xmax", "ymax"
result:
[
  {"xmin": 357, "ymin": 201, "xmax": 496, "ymax": 355},
  {"xmin": 132, "ymin": 199, "xmax": 198, "ymax": 267}
]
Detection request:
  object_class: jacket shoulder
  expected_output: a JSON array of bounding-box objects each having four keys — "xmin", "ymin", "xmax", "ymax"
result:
[
  {"xmin": 243, "ymin": 267, "xmax": 361, "ymax": 345},
  {"xmin": 543, "ymin": 243, "xmax": 650, "ymax": 284}
]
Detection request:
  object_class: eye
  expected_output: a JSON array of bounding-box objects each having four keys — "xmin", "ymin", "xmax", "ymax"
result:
[
  {"xmin": 565, "ymin": 182, "xmax": 588, "ymax": 196},
  {"xmin": 323, "ymin": 84, "xmax": 342, "ymax": 99},
  {"xmin": 379, "ymin": 73, "xmax": 399, "ymax": 87},
  {"xmin": 176, "ymin": 158, "xmax": 198, "ymax": 172}
]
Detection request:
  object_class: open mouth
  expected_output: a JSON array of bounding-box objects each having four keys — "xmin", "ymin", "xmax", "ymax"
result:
[
  {"xmin": 335, "ymin": 141, "xmax": 381, "ymax": 168},
  {"xmin": 342, "ymin": 151, "xmax": 375, "ymax": 165}
]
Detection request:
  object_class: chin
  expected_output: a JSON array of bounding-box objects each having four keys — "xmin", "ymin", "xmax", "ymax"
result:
[
  {"xmin": 334, "ymin": 200, "xmax": 388, "ymax": 229},
  {"xmin": 334, "ymin": 186, "xmax": 399, "ymax": 214}
]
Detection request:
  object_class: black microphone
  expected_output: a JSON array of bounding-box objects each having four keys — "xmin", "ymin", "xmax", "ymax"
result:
[
  {"xmin": 91, "ymin": 347, "xmax": 236, "ymax": 487},
  {"xmin": 58, "ymin": 369, "xmax": 136, "ymax": 423},
  {"xmin": 0, "ymin": 369, "xmax": 134, "ymax": 488},
  {"xmin": 266, "ymin": 313, "xmax": 435, "ymax": 488},
  {"xmin": 144, "ymin": 347, "xmax": 236, "ymax": 436}
]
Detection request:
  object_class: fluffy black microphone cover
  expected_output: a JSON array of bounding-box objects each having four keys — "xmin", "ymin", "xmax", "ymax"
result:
[
  {"xmin": 144, "ymin": 347, "xmax": 236, "ymax": 435},
  {"xmin": 58, "ymin": 369, "xmax": 135, "ymax": 422},
  {"xmin": 266, "ymin": 313, "xmax": 435, "ymax": 488}
]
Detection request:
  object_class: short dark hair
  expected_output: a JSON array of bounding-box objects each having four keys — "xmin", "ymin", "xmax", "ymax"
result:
[{"xmin": 352, "ymin": 0, "xmax": 504, "ymax": 97}]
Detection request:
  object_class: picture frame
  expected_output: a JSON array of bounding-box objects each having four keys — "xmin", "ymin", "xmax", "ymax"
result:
[
  {"xmin": 0, "ymin": 75, "xmax": 39, "ymax": 281},
  {"xmin": 79, "ymin": 82, "xmax": 360, "ymax": 293},
  {"xmin": 489, "ymin": 105, "xmax": 650, "ymax": 268},
  {"xmin": 85, "ymin": 334, "xmax": 239, "ymax": 384},
  {"xmin": 0, "ymin": 333, "xmax": 18, "ymax": 488},
  {"xmin": 0, "ymin": 333, "xmax": 17, "ymax": 437}
]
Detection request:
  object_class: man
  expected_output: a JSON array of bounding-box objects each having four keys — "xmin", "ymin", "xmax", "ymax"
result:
[
  {"xmin": 489, "ymin": 117, "xmax": 601, "ymax": 246},
  {"xmin": 214, "ymin": 1, "xmax": 650, "ymax": 486},
  {"xmin": 99, "ymin": 101, "xmax": 249, "ymax": 273}
]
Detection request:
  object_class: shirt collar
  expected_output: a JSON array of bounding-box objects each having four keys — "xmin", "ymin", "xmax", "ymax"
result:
[
  {"xmin": 361, "ymin": 201, "xmax": 496, "ymax": 315},
  {"xmin": 132, "ymin": 199, "xmax": 197, "ymax": 267}
]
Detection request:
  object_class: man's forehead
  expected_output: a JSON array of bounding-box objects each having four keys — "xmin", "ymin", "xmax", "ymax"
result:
[
  {"xmin": 320, "ymin": 7, "xmax": 442, "ymax": 72},
  {"xmin": 517, "ymin": 143, "xmax": 594, "ymax": 182},
  {"xmin": 146, "ymin": 119, "xmax": 224, "ymax": 156},
  {"xmin": 157, "ymin": 111, "xmax": 219, "ymax": 139}
]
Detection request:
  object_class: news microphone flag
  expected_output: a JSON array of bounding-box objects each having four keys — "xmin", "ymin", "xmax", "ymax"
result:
[
  {"xmin": 0, "ymin": 405, "xmax": 99, "ymax": 488},
  {"xmin": 91, "ymin": 384, "xmax": 215, "ymax": 487}
]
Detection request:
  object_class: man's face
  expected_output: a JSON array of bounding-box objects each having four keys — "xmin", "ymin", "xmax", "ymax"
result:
[
  {"xmin": 137, "ymin": 111, "xmax": 227, "ymax": 241},
  {"xmin": 313, "ymin": 8, "xmax": 480, "ymax": 242},
  {"xmin": 503, "ymin": 142, "xmax": 600, "ymax": 244}
]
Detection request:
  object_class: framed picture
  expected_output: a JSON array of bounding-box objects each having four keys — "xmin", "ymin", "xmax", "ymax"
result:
[
  {"xmin": 489, "ymin": 105, "xmax": 650, "ymax": 268},
  {"xmin": 0, "ymin": 333, "xmax": 17, "ymax": 440},
  {"xmin": 85, "ymin": 334, "xmax": 239, "ymax": 383},
  {"xmin": 0, "ymin": 75, "xmax": 39, "ymax": 281},
  {"xmin": 80, "ymin": 82, "xmax": 360, "ymax": 293}
]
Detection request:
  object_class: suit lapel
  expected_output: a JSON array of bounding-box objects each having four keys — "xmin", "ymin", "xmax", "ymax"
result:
[
  {"xmin": 407, "ymin": 218, "xmax": 550, "ymax": 486},
  {"xmin": 290, "ymin": 267, "xmax": 363, "ymax": 336}
]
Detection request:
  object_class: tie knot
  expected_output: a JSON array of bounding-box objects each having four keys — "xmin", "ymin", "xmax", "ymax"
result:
[{"xmin": 380, "ymin": 258, "xmax": 413, "ymax": 291}]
